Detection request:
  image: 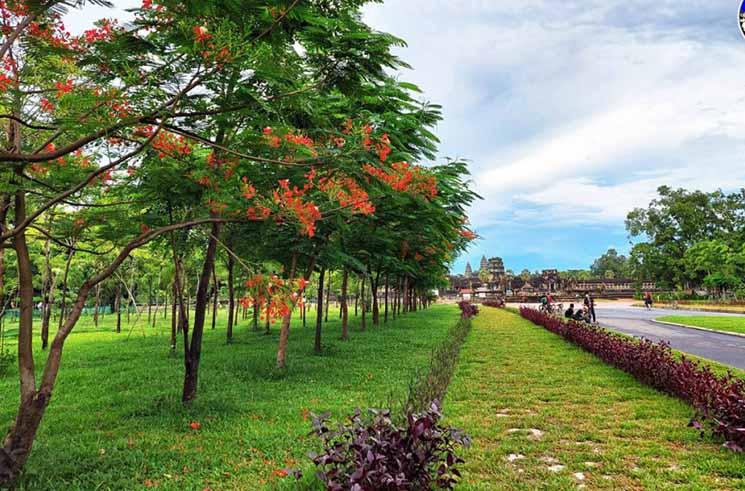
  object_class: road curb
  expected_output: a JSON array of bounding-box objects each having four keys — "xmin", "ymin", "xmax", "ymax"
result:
[{"xmin": 650, "ymin": 319, "xmax": 745, "ymax": 340}]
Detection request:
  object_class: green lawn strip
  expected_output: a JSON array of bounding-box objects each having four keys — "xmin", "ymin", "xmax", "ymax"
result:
[
  {"xmin": 445, "ymin": 308, "xmax": 745, "ymax": 490},
  {"xmin": 657, "ymin": 315, "xmax": 745, "ymax": 336},
  {"xmin": 0, "ymin": 305, "xmax": 457, "ymax": 490}
]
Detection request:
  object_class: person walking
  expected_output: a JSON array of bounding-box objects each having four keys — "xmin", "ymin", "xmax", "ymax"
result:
[
  {"xmin": 589, "ymin": 294, "xmax": 596, "ymax": 323},
  {"xmin": 643, "ymin": 291, "xmax": 653, "ymax": 310}
]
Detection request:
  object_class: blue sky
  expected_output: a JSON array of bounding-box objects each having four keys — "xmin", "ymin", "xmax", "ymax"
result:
[
  {"xmin": 362, "ymin": 0, "xmax": 745, "ymax": 274},
  {"xmin": 67, "ymin": 1, "xmax": 745, "ymax": 274}
]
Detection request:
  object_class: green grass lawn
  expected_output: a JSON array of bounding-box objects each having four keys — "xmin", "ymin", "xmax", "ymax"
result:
[
  {"xmin": 657, "ymin": 315, "xmax": 745, "ymax": 336},
  {"xmin": 0, "ymin": 304, "xmax": 457, "ymax": 490},
  {"xmin": 445, "ymin": 308, "xmax": 745, "ymax": 490}
]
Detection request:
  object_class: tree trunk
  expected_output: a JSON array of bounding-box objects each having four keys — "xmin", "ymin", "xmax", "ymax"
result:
[
  {"xmin": 402, "ymin": 276, "xmax": 409, "ymax": 313},
  {"xmin": 276, "ymin": 254, "xmax": 298, "ymax": 369},
  {"xmin": 264, "ymin": 297, "xmax": 270, "ymax": 334},
  {"xmin": 226, "ymin": 254, "xmax": 234, "ymax": 343},
  {"xmin": 340, "ymin": 269, "xmax": 349, "ymax": 341},
  {"xmin": 1, "ymin": 180, "xmax": 42, "ymax": 487},
  {"xmin": 384, "ymin": 273, "xmax": 389, "ymax": 323},
  {"xmin": 182, "ymin": 222, "xmax": 221, "ymax": 404},
  {"xmin": 324, "ymin": 271, "xmax": 330, "ymax": 323},
  {"xmin": 314, "ymin": 268, "xmax": 325, "ymax": 354},
  {"xmin": 40, "ymin": 236, "xmax": 52, "ymax": 349},
  {"xmin": 115, "ymin": 284, "xmax": 122, "ymax": 334},
  {"xmin": 360, "ymin": 276, "xmax": 366, "ymax": 331},
  {"xmin": 93, "ymin": 283, "xmax": 100, "ymax": 328},
  {"xmin": 56, "ymin": 248, "xmax": 74, "ymax": 332},
  {"xmin": 371, "ymin": 269, "xmax": 380, "ymax": 326},
  {"xmin": 170, "ymin": 277, "xmax": 177, "ymax": 350},
  {"xmin": 211, "ymin": 264, "xmax": 218, "ymax": 330}
]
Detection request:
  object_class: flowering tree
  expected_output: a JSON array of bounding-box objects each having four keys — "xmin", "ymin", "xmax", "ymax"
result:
[{"xmin": 0, "ymin": 1, "xmax": 479, "ymax": 485}]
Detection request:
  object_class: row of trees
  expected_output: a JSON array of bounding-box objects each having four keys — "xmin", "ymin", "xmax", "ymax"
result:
[{"xmin": 0, "ymin": 0, "xmax": 477, "ymax": 485}]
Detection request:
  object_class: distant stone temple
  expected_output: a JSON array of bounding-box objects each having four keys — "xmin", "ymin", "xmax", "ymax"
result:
[{"xmin": 446, "ymin": 255, "xmax": 656, "ymax": 300}]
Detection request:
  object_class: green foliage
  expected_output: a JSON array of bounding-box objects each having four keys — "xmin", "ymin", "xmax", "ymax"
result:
[{"xmin": 626, "ymin": 187, "xmax": 745, "ymax": 288}]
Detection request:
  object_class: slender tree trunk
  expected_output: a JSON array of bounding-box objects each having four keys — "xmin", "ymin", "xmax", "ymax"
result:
[
  {"xmin": 371, "ymin": 269, "xmax": 380, "ymax": 326},
  {"xmin": 354, "ymin": 283, "xmax": 359, "ymax": 316},
  {"xmin": 40, "ymin": 236, "xmax": 51, "ymax": 349},
  {"xmin": 147, "ymin": 278, "xmax": 152, "ymax": 324},
  {"xmin": 115, "ymin": 284, "xmax": 122, "ymax": 334},
  {"xmin": 384, "ymin": 273, "xmax": 389, "ymax": 323},
  {"xmin": 226, "ymin": 254, "xmax": 234, "ymax": 343},
  {"xmin": 314, "ymin": 268, "xmax": 325, "ymax": 354},
  {"xmin": 182, "ymin": 222, "xmax": 221, "ymax": 404},
  {"xmin": 170, "ymin": 277, "xmax": 177, "ymax": 350},
  {"xmin": 324, "ymin": 271, "xmax": 330, "ymax": 323},
  {"xmin": 56, "ymin": 248, "xmax": 74, "ymax": 332},
  {"xmin": 340, "ymin": 269, "xmax": 349, "ymax": 340},
  {"xmin": 211, "ymin": 264, "xmax": 218, "ymax": 331},
  {"xmin": 402, "ymin": 276, "xmax": 409, "ymax": 313},
  {"xmin": 93, "ymin": 283, "xmax": 100, "ymax": 328},
  {"xmin": 276, "ymin": 254, "xmax": 301, "ymax": 369},
  {"xmin": 360, "ymin": 276, "xmax": 367, "ymax": 331},
  {"xmin": 264, "ymin": 297, "xmax": 270, "ymax": 335}
]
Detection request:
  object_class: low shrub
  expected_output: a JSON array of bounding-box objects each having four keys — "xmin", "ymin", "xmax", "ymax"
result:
[
  {"xmin": 480, "ymin": 299, "xmax": 504, "ymax": 308},
  {"xmin": 456, "ymin": 301, "xmax": 478, "ymax": 319},
  {"xmin": 403, "ymin": 318, "xmax": 472, "ymax": 414},
  {"xmin": 520, "ymin": 307, "xmax": 745, "ymax": 452},
  {"xmin": 310, "ymin": 402, "xmax": 470, "ymax": 490}
]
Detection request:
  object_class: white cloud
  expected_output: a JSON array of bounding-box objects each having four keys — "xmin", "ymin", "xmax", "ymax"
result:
[{"xmin": 364, "ymin": 0, "xmax": 745, "ymax": 231}]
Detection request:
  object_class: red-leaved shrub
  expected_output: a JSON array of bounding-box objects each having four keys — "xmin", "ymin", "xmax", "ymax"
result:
[
  {"xmin": 310, "ymin": 402, "xmax": 470, "ymax": 490},
  {"xmin": 520, "ymin": 307, "xmax": 745, "ymax": 451},
  {"xmin": 457, "ymin": 301, "xmax": 479, "ymax": 319},
  {"xmin": 481, "ymin": 299, "xmax": 504, "ymax": 308}
]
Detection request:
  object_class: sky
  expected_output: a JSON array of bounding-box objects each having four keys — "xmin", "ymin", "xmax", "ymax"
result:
[
  {"xmin": 362, "ymin": 0, "xmax": 745, "ymax": 274},
  {"xmin": 66, "ymin": 1, "xmax": 745, "ymax": 274}
]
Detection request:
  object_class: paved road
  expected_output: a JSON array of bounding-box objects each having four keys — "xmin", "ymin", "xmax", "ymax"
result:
[
  {"xmin": 511, "ymin": 302, "xmax": 745, "ymax": 370},
  {"xmin": 594, "ymin": 304, "xmax": 745, "ymax": 370}
]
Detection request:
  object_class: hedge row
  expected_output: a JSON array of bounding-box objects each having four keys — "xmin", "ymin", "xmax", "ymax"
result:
[{"xmin": 519, "ymin": 307, "xmax": 745, "ymax": 451}]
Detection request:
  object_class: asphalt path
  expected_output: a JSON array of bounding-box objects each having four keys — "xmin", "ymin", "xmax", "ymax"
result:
[{"xmin": 512, "ymin": 302, "xmax": 745, "ymax": 370}]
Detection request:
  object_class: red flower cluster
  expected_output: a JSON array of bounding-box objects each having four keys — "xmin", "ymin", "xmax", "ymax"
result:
[
  {"xmin": 458, "ymin": 229, "xmax": 476, "ymax": 241},
  {"xmin": 376, "ymin": 133, "xmax": 391, "ymax": 162},
  {"xmin": 152, "ymin": 132, "xmax": 192, "ymax": 159},
  {"xmin": 318, "ymin": 175, "xmax": 375, "ymax": 215},
  {"xmin": 55, "ymin": 80, "xmax": 73, "ymax": 98},
  {"xmin": 242, "ymin": 274, "xmax": 307, "ymax": 322},
  {"xmin": 363, "ymin": 162, "xmax": 438, "ymax": 200},
  {"xmin": 83, "ymin": 19, "xmax": 116, "ymax": 43},
  {"xmin": 40, "ymin": 98, "xmax": 54, "ymax": 112},
  {"xmin": 273, "ymin": 179, "xmax": 322, "ymax": 237},
  {"xmin": 193, "ymin": 25, "xmax": 211, "ymax": 43}
]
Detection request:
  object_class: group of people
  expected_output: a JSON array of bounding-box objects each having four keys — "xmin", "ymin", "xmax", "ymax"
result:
[{"xmin": 563, "ymin": 292, "xmax": 596, "ymax": 323}]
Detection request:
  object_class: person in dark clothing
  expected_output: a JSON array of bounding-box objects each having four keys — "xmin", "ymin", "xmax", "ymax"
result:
[
  {"xmin": 564, "ymin": 303, "xmax": 575, "ymax": 319},
  {"xmin": 589, "ymin": 295, "xmax": 596, "ymax": 323},
  {"xmin": 643, "ymin": 291, "xmax": 653, "ymax": 309},
  {"xmin": 573, "ymin": 308, "xmax": 586, "ymax": 322}
]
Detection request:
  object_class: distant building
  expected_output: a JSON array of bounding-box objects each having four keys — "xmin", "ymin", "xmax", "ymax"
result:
[{"xmin": 445, "ymin": 255, "xmax": 656, "ymax": 300}]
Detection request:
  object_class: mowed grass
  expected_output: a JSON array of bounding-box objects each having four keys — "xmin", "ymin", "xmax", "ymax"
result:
[
  {"xmin": 657, "ymin": 315, "xmax": 745, "ymax": 336},
  {"xmin": 0, "ymin": 304, "xmax": 457, "ymax": 490},
  {"xmin": 445, "ymin": 308, "xmax": 745, "ymax": 490}
]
